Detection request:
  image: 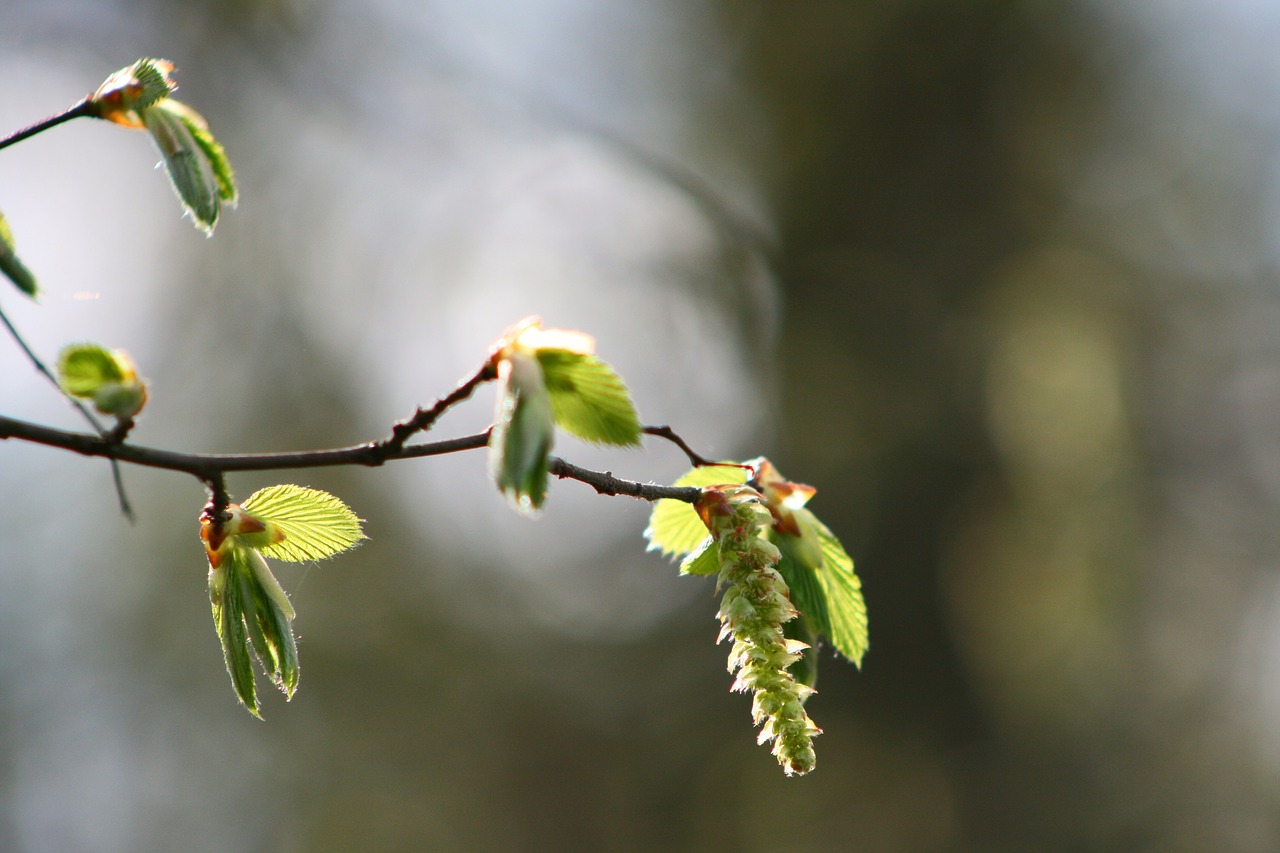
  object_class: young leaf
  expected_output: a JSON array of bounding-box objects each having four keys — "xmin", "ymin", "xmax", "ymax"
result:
[
  {"xmin": 210, "ymin": 550, "xmax": 261, "ymax": 717},
  {"xmin": 243, "ymin": 549, "xmax": 299, "ymax": 695},
  {"xmin": 0, "ymin": 211, "xmax": 38, "ymax": 297},
  {"xmin": 56, "ymin": 343, "xmax": 147, "ymax": 418},
  {"xmin": 644, "ymin": 464, "xmax": 749, "ymax": 557},
  {"xmin": 537, "ymin": 349, "xmax": 642, "ymax": 447},
  {"xmin": 489, "ymin": 349, "xmax": 554, "ymax": 514},
  {"xmin": 57, "ymin": 343, "xmax": 128, "ymax": 396},
  {"xmin": 800, "ymin": 516, "xmax": 868, "ymax": 667},
  {"xmin": 240, "ymin": 485, "xmax": 365, "ymax": 563},
  {"xmin": 142, "ymin": 102, "xmax": 223, "ymax": 233},
  {"xmin": 89, "ymin": 58, "xmax": 177, "ymax": 127},
  {"xmin": 208, "ymin": 544, "xmax": 303, "ymax": 716}
]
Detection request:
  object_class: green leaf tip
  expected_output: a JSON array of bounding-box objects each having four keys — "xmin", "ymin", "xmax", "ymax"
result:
[{"xmin": 0, "ymin": 211, "xmax": 38, "ymax": 298}]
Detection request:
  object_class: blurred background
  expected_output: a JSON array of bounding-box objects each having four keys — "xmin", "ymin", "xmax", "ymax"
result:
[{"xmin": 2, "ymin": 0, "xmax": 1279, "ymax": 850}]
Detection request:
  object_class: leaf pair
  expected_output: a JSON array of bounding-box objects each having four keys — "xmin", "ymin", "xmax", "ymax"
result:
[
  {"xmin": 646, "ymin": 459, "xmax": 868, "ymax": 681},
  {"xmin": 488, "ymin": 318, "xmax": 642, "ymax": 513},
  {"xmin": 201, "ymin": 485, "xmax": 364, "ymax": 716}
]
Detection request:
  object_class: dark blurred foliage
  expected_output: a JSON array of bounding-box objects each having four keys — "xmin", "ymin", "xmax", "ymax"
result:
[{"xmin": 3, "ymin": 1, "xmax": 1280, "ymax": 851}]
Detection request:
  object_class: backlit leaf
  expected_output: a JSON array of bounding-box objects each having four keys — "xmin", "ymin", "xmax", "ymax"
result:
[
  {"xmin": 57, "ymin": 343, "xmax": 128, "ymax": 397},
  {"xmin": 773, "ymin": 510, "xmax": 868, "ymax": 667},
  {"xmin": 241, "ymin": 485, "xmax": 365, "ymax": 562},
  {"xmin": 644, "ymin": 464, "xmax": 749, "ymax": 558},
  {"xmin": 537, "ymin": 349, "xmax": 642, "ymax": 447}
]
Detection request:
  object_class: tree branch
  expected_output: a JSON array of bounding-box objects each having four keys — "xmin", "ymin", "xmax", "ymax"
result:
[{"xmin": 0, "ymin": 414, "xmax": 704, "ymax": 506}]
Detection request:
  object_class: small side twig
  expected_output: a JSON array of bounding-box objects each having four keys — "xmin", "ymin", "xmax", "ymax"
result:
[
  {"xmin": 375, "ymin": 360, "xmax": 498, "ymax": 459},
  {"xmin": 643, "ymin": 424, "xmax": 720, "ymax": 468}
]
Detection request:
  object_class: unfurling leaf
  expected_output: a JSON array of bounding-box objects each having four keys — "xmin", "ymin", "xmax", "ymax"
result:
[
  {"xmin": 200, "ymin": 488, "xmax": 362, "ymax": 715},
  {"xmin": 88, "ymin": 58, "xmax": 177, "ymax": 127},
  {"xmin": 0, "ymin": 210, "xmax": 38, "ymax": 298},
  {"xmin": 208, "ymin": 544, "xmax": 299, "ymax": 717},
  {"xmin": 241, "ymin": 485, "xmax": 365, "ymax": 562},
  {"xmin": 87, "ymin": 58, "xmax": 237, "ymax": 234},
  {"xmin": 537, "ymin": 349, "xmax": 642, "ymax": 447},
  {"xmin": 489, "ymin": 348, "xmax": 554, "ymax": 514},
  {"xmin": 56, "ymin": 343, "xmax": 147, "ymax": 419}
]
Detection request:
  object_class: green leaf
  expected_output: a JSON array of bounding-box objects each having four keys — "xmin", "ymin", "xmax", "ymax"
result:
[
  {"xmin": 0, "ymin": 211, "xmax": 38, "ymax": 298},
  {"xmin": 182, "ymin": 108, "xmax": 237, "ymax": 204},
  {"xmin": 241, "ymin": 485, "xmax": 365, "ymax": 563},
  {"xmin": 489, "ymin": 351, "xmax": 554, "ymax": 514},
  {"xmin": 209, "ymin": 545, "xmax": 303, "ymax": 716},
  {"xmin": 57, "ymin": 343, "xmax": 127, "ymax": 397},
  {"xmin": 644, "ymin": 464, "xmax": 749, "ymax": 558},
  {"xmin": 537, "ymin": 349, "xmax": 642, "ymax": 447},
  {"xmin": 773, "ymin": 509, "xmax": 868, "ymax": 667},
  {"xmin": 210, "ymin": 550, "xmax": 261, "ymax": 717},
  {"xmin": 142, "ymin": 100, "xmax": 230, "ymax": 234},
  {"xmin": 243, "ymin": 549, "xmax": 299, "ymax": 696}
]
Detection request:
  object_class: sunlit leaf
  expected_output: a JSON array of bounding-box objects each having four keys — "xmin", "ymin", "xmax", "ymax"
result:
[
  {"xmin": 773, "ymin": 509, "xmax": 868, "ymax": 667},
  {"xmin": 537, "ymin": 349, "xmax": 642, "ymax": 447},
  {"xmin": 241, "ymin": 485, "xmax": 365, "ymax": 563},
  {"xmin": 645, "ymin": 464, "xmax": 750, "ymax": 558},
  {"xmin": 57, "ymin": 343, "xmax": 128, "ymax": 397}
]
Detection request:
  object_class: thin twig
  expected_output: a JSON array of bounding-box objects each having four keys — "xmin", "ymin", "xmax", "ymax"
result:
[
  {"xmin": 377, "ymin": 359, "xmax": 497, "ymax": 457},
  {"xmin": 642, "ymin": 424, "xmax": 721, "ymax": 468},
  {"xmin": 0, "ymin": 99, "xmax": 95, "ymax": 153}
]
